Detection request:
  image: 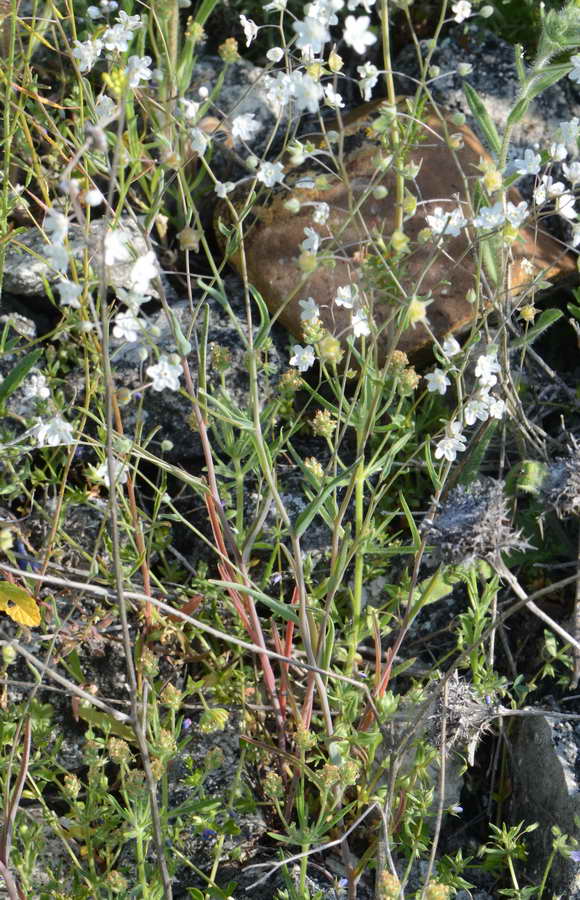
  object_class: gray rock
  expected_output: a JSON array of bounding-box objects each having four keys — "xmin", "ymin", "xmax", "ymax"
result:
[
  {"xmin": 511, "ymin": 712, "xmax": 580, "ymax": 897},
  {"xmin": 395, "ymin": 24, "xmax": 580, "ymax": 154},
  {"xmin": 2, "ymin": 216, "xmax": 155, "ymax": 297}
]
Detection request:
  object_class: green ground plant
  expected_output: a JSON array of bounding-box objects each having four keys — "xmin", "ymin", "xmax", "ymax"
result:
[{"xmin": 0, "ymin": 0, "xmax": 580, "ymax": 898}]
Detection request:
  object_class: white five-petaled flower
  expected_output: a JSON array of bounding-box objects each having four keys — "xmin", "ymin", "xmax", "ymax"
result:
[
  {"xmin": 35, "ymin": 416, "xmax": 74, "ymax": 447},
  {"xmin": 291, "ymin": 71, "xmax": 324, "ymax": 114},
  {"xmin": 435, "ymin": 420, "xmax": 466, "ymax": 463},
  {"xmin": 72, "ymin": 38, "xmax": 103, "ymax": 73},
  {"xmin": 240, "ymin": 14, "xmax": 258, "ymax": 47},
  {"xmin": 301, "ymin": 227, "xmax": 321, "ymax": 254},
  {"xmin": 292, "ymin": 16, "xmax": 330, "ymax": 55},
  {"xmin": 324, "ymin": 84, "xmax": 345, "ymax": 109},
  {"xmin": 352, "ymin": 309, "xmax": 371, "ymax": 337},
  {"xmin": 104, "ymin": 229, "xmax": 132, "ymax": 266},
  {"xmin": 312, "ymin": 202, "xmax": 330, "ymax": 225},
  {"xmin": 555, "ymin": 192, "xmax": 577, "ymax": 220},
  {"xmin": 425, "ymin": 205, "xmax": 467, "ymax": 238},
  {"xmin": 473, "ymin": 201, "xmax": 506, "ymax": 230},
  {"xmin": 512, "ymin": 148, "xmax": 541, "ymax": 176},
  {"xmin": 564, "ymin": 160, "xmax": 580, "ymax": 185},
  {"xmin": 289, "ymin": 344, "xmax": 316, "ymax": 372},
  {"xmin": 464, "ymin": 392, "xmax": 490, "ymax": 426},
  {"xmin": 93, "ymin": 459, "xmax": 128, "ymax": 488},
  {"xmin": 474, "ymin": 350, "xmax": 500, "ymax": 388},
  {"xmin": 44, "ymin": 208, "xmax": 69, "ymax": 244},
  {"xmin": 112, "ymin": 311, "xmax": 142, "ymax": 342},
  {"xmin": 569, "ymin": 53, "xmax": 580, "ymax": 84},
  {"xmin": 215, "ymin": 181, "xmax": 235, "ymax": 198},
  {"xmin": 299, "ymin": 297, "xmax": 320, "ymax": 321},
  {"xmin": 256, "ymin": 161, "xmax": 285, "ymax": 188},
  {"xmin": 146, "ymin": 355, "xmax": 182, "ymax": 392},
  {"xmin": 550, "ymin": 142, "xmax": 568, "ymax": 162},
  {"xmin": 357, "ymin": 62, "xmax": 379, "ymax": 101},
  {"xmin": 534, "ymin": 174, "xmax": 565, "ymax": 205},
  {"xmin": 505, "ymin": 200, "xmax": 529, "ymax": 227},
  {"xmin": 451, "ymin": 1, "xmax": 472, "ymax": 23},
  {"xmin": 334, "ymin": 285, "xmax": 357, "ymax": 308},
  {"xmin": 425, "ymin": 368, "xmax": 451, "ymax": 395},
  {"xmin": 129, "ymin": 250, "xmax": 158, "ymax": 294},
  {"xmin": 22, "ymin": 374, "xmax": 50, "ymax": 401},
  {"xmin": 442, "ymin": 335, "xmax": 461, "ymax": 357},
  {"xmin": 343, "ymin": 15, "xmax": 376, "ymax": 54},
  {"xmin": 232, "ymin": 113, "xmax": 261, "ymax": 143},
  {"xmin": 125, "ymin": 55, "xmax": 152, "ymax": 88}
]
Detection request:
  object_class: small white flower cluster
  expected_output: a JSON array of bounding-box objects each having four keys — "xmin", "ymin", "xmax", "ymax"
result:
[
  {"xmin": 428, "ymin": 344, "xmax": 506, "ymax": 463},
  {"xmin": 289, "ymin": 283, "xmax": 372, "ymax": 372},
  {"xmin": 72, "ymin": 11, "xmax": 144, "ymax": 74}
]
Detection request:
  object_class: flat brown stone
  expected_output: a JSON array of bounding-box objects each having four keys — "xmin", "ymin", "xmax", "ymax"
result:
[{"xmin": 216, "ymin": 101, "xmax": 577, "ymax": 360}]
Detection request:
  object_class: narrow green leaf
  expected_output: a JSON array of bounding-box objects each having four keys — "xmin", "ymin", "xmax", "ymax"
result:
[
  {"xmin": 399, "ymin": 490, "xmax": 421, "ymax": 549},
  {"xmin": 0, "ymin": 349, "xmax": 43, "ymax": 413},
  {"xmin": 567, "ymin": 303, "xmax": 580, "ymax": 321},
  {"xmin": 510, "ymin": 308, "xmax": 563, "ymax": 349},
  {"xmin": 249, "ymin": 284, "xmax": 271, "ymax": 349},
  {"xmin": 210, "ymin": 581, "xmax": 300, "ymax": 624},
  {"xmin": 463, "ymin": 82, "xmax": 501, "ymax": 157},
  {"xmin": 293, "ymin": 462, "xmax": 357, "ymax": 538}
]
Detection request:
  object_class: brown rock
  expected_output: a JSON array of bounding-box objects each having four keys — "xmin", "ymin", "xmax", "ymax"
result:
[{"xmin": 216, "ymin": 101, "xmax": 577, "ymax": 360}]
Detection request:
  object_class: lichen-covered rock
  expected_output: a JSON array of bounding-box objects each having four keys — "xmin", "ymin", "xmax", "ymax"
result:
[{"xmin": 216, "ymin": 101, "xmax": 576, "ymax": 360}]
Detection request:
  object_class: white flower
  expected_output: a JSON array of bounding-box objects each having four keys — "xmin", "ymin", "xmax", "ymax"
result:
[
  {"xmin": 569, "ymin": 53, "xmax": 580, "ymax": 84},
  {"xmin": 425, "ymin": 205, "xmax": 467, "ymax": 237},
  {"xmin": 347, "ymin": 0, "xmax": 375, "ymax": 11},
  {"xmin": 129, "ymin": 250, "xmax": 158, "ymax": 294},
  {"xmin": 22, "ymin": 374, "xmax": 50, "ymax": 400},
  {"xmin": 352, "ymin": 309, "xmax": 371, "ymax": 337},
  {"xmin": 457, "ymin": 62, "xmax": 473, "ymax": 77},
  {"xmin": 559, "ymin": 117, "xmax": 580, "ymax": 145},
  {"xmin": 44, "ymin": 208, "xmax": 69, "ymax": 244},
  {"xmin": 189, "ymin": 127, "xmax": 209, "ymax": 155},
  {"xmin": 293, "ymin": 16, "xmax": 330, "ymax": 55},
  {"xmin": 324, "ymin": 84, "xmax": 344, "ymax": 109},
  {"xmin": 57, "ymin": 281, "xmax": 82, "ymax": 308},
  {"xmin": 291, "ymin": 71, "xmax": 324, "ymax": 114},
  {"xmin": 357, "ymin": 62, "xmax": 379, "ymax": 101},
  {"xmin": 180, "ymin": 98, "xmax": 200, "ymax": 122},
  {"xmin": 232, "ymin": 113, "xmax": 261, "ymax": 143},
  {"xmin": 306, "ymin": 0, "xmax": 343, "ymax": 27},
  {"xmin": 451, "ymin": 1, "xmax": 472, "ymax": 23},
  {"xmin": 104, "ymin": 229, "xmax": 132, "ymax": 265},
  {"xmin": 475, "ymin": 350, "xmax": 500, "ymax": 388},
  {"xmin": 473, "ymin": 201, "xmax": 506, "ymax": 229},
  {"xmin": 215, "ymin": 181, "xmax": 235, "ymax": 198},
  {"xmin": 334, "ymin": 284, "xmax": 357, "ymax": 308},
  {"xmin": 112, "ymin": 311, "xmax": 142, "ymax": 342},
  {"xmin": 266, "ymin": 46, "xmax": 284, "ymax": 63},
  {"xmin": 85, "ymin": 188, "xmax": 104, "ymax": 206},
  {"xmin": 45, "ymin": 244, "xmax": 69, "ymax": 272},
  {"xmin": 301, "ymin": 227, "xmax": 320, "ymax": 254},
  {"xmin": 264, "ymin": 0, "xmax": 287, "ymax": 9},
  {"xmin": 487, "ymin": 395, "xmax": 506, "ymax": 419},
  {"xmin": 265, "ymin": 71, "xmax": 295, "ymax": 112},
  {"xmin": 564, "ymin": 160, "xmax": 580, "ymax": 185},
  {"xmin": 513, "ymin": 148, "xmax": 541, "ymax": 176},
  {"xmin": 256, "ymin": 161, "xmax": 285, "ymax": 187},
  {"xmin": 299, "ymin": 297, "xmax": 320, "ymax": 321},
  {"xmin": 35, "ymin": 416, "xmax": 74, "ymax": 447},
  {"xmin": 72, "ymin": 38, "xmax": 103, "ymax": 73},
  {"xmin": 289, "ymin": 344, "xmax": 316, "ymax": 372},
  {"xmin": 434, "ymin": 421, "xmax": 466, "ymax": 462},
  {"xmin": 93, "ymin": 459, "xmax": 128, "ymax": 488},
  {"xmin": 312, "ymin": 202, "xmax": 330, "ymax": 225},
  {"xmin": 102, "ymin": 23, "xmax": 134, "ymax": 53},
  {"xmin": 116, "ymin": 11, "xmax": 142, "ymax": 30},
  {"xmin": 464, "ymin": 392, "xmax": 490, "ymax": 426},
  {"xmin": 555, "ymin": 191, "xmax": 577, "ymax": 220},
  {"xmin": 125, "ymin": 55, "xmax": 152, "ymax": 88},
  {"xmin": 146, "ymin": 355, "xmax": 182, "ymax": 391},
  {"xmin": 87, "ymin": 5, "xmax": 103, "ymax": 19},
  {"xmin": 505, "ymin": 200, "xmax": 528, "ymax": 227},
  {"xmin": 343, "ymin": 15, "xmax": 377, "ymax": 54},
  {"xmin": 442, "ymin": 335, "xmax": 461, "ymax": 357},
  {"xmin": 240, "ymin": 14, "xmax": 258, "ymax": 47},
  {"xmin": 550, "ymin": 142, "xmax": 567, "ymax": 162},
  {"xmin": 534, "ymin": 175, "xmax": 565, "ymax": 205},
  {"xmin": 425, "ymin": 368, "xmax": 451, "ymax": 395}
]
